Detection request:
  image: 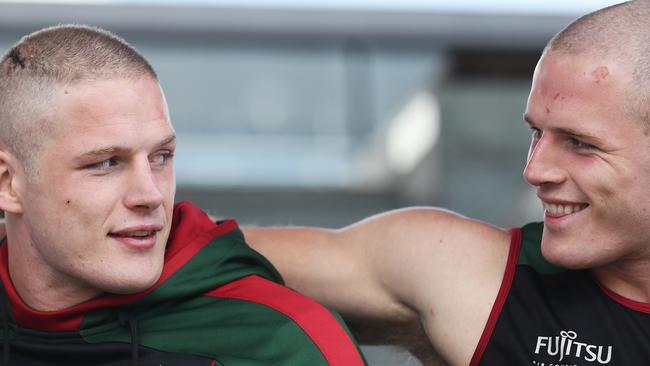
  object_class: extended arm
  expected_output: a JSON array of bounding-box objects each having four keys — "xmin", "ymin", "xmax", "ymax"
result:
[{"xmin": 243, "ymin": 207, "xmax": 512, "ymax": 365}]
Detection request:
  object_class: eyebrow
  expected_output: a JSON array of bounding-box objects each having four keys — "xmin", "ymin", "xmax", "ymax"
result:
[
  {"xmin": 523, "ymin": 113, "xmax": 604, "ymax": 145},
  {"xmin": 76, "ymin": 134, "xmax": 177, "ymax": 160}
]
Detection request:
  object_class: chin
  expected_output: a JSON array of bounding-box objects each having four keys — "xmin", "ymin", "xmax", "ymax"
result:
[
  {"xmin": 541, "ymin": 239, "xmax": 592, "ymax": 270},
  {"xmin": 105, "ymin": 269, "xmax": 163, "ymax": 295}
]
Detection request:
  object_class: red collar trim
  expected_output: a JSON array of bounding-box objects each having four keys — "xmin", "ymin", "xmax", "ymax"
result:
[
  {"xmin": 0, "ymin": 201, "xmax": 238, "ymax": 332},
  {"xmin": 596, "ymin": 279, "xmax": 650, "ymax": 315}
]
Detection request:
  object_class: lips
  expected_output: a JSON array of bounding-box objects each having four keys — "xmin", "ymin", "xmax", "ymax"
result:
[
  {"xmin": 108, "ymin": 224, "xmax": 162, "ymax": 249},
  {"xmin": 543, "ymin": 202, "xmax": 589, "ymax": 216},
  {"xmin": 110, "ymin": 230, "xmax": 155, "ymax": 238}
]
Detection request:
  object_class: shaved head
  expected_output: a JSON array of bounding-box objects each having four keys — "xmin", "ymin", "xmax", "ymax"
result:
[
  {"xmin": 545, "ymin": 0, "xmax": 650, "ymax": 125},
  {"xmin": 0, "ymin": 25, "xmax": 157, "ymax": 176}
]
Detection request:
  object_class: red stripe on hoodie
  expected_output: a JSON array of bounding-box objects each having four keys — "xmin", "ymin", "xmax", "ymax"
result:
[{"xmin": 206, "ymin": 275, "xmax": 365, "ymax": 366}]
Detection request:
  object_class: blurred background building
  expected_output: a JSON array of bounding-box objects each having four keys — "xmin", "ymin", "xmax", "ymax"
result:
[{"xmin": 0, "ymin": 1, "xmax": 622, "ymax": 365}]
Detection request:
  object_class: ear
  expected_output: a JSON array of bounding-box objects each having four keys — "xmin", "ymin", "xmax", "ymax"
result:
[{"xmin": 0, "ymin": 150, "xmax": 24, "ymax": 214}]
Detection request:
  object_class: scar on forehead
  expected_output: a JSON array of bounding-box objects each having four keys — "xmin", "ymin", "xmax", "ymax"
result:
[{"xmin": 591, "ymin": 66, "xmax": 609, "ymax": 83}]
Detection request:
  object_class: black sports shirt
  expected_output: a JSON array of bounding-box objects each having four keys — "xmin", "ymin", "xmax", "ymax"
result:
[{"xmin": 471, "ymin": 222, "xmax": 650, "ymax": 366}]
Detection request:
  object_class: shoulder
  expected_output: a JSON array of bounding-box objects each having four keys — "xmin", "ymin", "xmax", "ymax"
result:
[
  {"xmin": 203, "ymin": 275, "xmax": 366, "ymax": 366},
  {"xmin": 124, "ymin": 272, "xmax": 366, "ymax": 365},
  {"xmin": 384, "ymin": 207, "xmax": 513, "ymax": 300},
  {"xmin": 349, "ymin": 206, "xmax": 509, "ymax": 245},
  {"xmin": 362, "ymin": 208, "xmax": 515, "ymax": 365},
  {"xmin": 350, "ymin": 207, "xmax": 512, "ymax": 277},
  {"xmin": 338, "ymin": 207, "xmax": 513, "ymax": 305}
]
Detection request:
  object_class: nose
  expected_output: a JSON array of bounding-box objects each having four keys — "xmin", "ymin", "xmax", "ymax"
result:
[
  {"xmin": 123, "ymin": 158, "xmax": 164, "ymax": 211},
  {"xmin": 523, "ymin": 135, "xmax": 567, "ymax": 187}
]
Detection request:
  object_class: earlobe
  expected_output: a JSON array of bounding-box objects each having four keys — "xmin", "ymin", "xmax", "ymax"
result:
[{"xmin": 0, "ymin": 151, "xmax": 24, "ymax": 214}]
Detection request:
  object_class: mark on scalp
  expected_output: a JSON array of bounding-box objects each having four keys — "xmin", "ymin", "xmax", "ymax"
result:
[
  {"xmin": 591, "ymin": 66, "xmax": 609, "ymax": 84},
  {"xmin": 546, "ymin": 106, "xmax": 550, "ymax": 114},
  {"xmin": 553, "ymin": 92, "xmax": 561, "ymax": 101},
  {"xmin": 8, "ymin": 48, "xmax": 25, "ymax": 69}
]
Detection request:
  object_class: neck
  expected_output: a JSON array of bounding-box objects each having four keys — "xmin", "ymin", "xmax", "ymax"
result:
[
  {"xmin": 593, "ymin": 259, "xmax": 650, "ymax": 303},
  {"xmin": 5, "ymin": 218, "xmax": 100, "ymax": 311}
]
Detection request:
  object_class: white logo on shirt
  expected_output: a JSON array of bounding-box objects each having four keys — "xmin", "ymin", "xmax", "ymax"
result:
[{"xmin": 533, "ymin": 330, "xmax": 612, "ymax": 365}]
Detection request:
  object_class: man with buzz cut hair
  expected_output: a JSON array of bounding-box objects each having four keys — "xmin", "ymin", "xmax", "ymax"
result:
[
  {"xmin": 0, "ymin": 24, "xmax": 366, "ymax": 366},
  {"xmin": 236, "ymin": 1, "xmax": 650, "ymax": 365}
]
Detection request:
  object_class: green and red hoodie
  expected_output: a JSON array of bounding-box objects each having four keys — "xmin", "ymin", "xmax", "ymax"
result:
[{"xmin": 0, "ymin": 201, "xmax": 366, "ymax": 366}]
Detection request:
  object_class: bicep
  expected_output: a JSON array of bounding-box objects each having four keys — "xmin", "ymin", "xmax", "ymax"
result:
[
  {"xmin": 243, "ymin": 208, "xmax": 511, "ymax": 338},
  {"xmin": 243, "ymin": 223, "xmax": 417, "ymax": 322}
]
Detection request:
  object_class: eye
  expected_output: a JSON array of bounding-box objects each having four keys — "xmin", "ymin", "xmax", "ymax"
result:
[
  {"xmin": 86, "ymin": 158, "xmax": 118, "ymax": 171},
  {"xmin": 568, "ymin": 137, "xmax": 595, "ymax": 150},
  {"xmin": 151, "ymin": 151, "xmax": 174, "ymax": 166}
]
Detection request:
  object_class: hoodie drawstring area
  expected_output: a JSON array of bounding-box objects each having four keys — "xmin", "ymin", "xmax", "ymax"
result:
[
  {"xmin": 0, "ymin": 290, "xmax": 10, "ymax": 366},
  {"xmin": 118, "ymin": 310, "xmax": 139, "ymax": 366}
]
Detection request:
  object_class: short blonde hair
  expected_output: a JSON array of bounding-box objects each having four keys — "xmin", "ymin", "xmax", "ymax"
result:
[
  {"xmin": 545, "ymin": 0, "xmax": 650, "ymax": 128},
  {"xmin": 0, "ymin": 24, "xmax": 158, "ymax": 175}
]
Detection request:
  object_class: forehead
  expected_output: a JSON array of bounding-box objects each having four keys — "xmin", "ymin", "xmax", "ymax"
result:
[
  {"xmin": 47, "ymin": 77, "xmax": 173, "ymax": 151},
  {"xmin": 530, "ymin": 52, "xmax": 627, "ymax": 103},
  {"xmin": 57, "ymin": 78, "xmax": 167, "ymax": 126},
  {"xmin": 525, "ymin": 52, "xmax": 636, "ymax": 133}
]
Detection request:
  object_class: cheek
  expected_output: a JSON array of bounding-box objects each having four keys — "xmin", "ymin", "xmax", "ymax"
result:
[
  {"xmin": 55, "ymin": 186, "xmax": 114, "ymax": 231},
  {"xmin": 569, "ymin": 154, "xmax": 613, "ymax": 192},
  {"xmin": 158, "ymin": 170, "xmax": 176, "ymax": 200},
  {"xmin": 579, "ymin": 160, "xmax": 649, "ymax": 223},
  {"xmin": 587, "ymin": 175, "xmax": 617, "ymax": 212}
]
